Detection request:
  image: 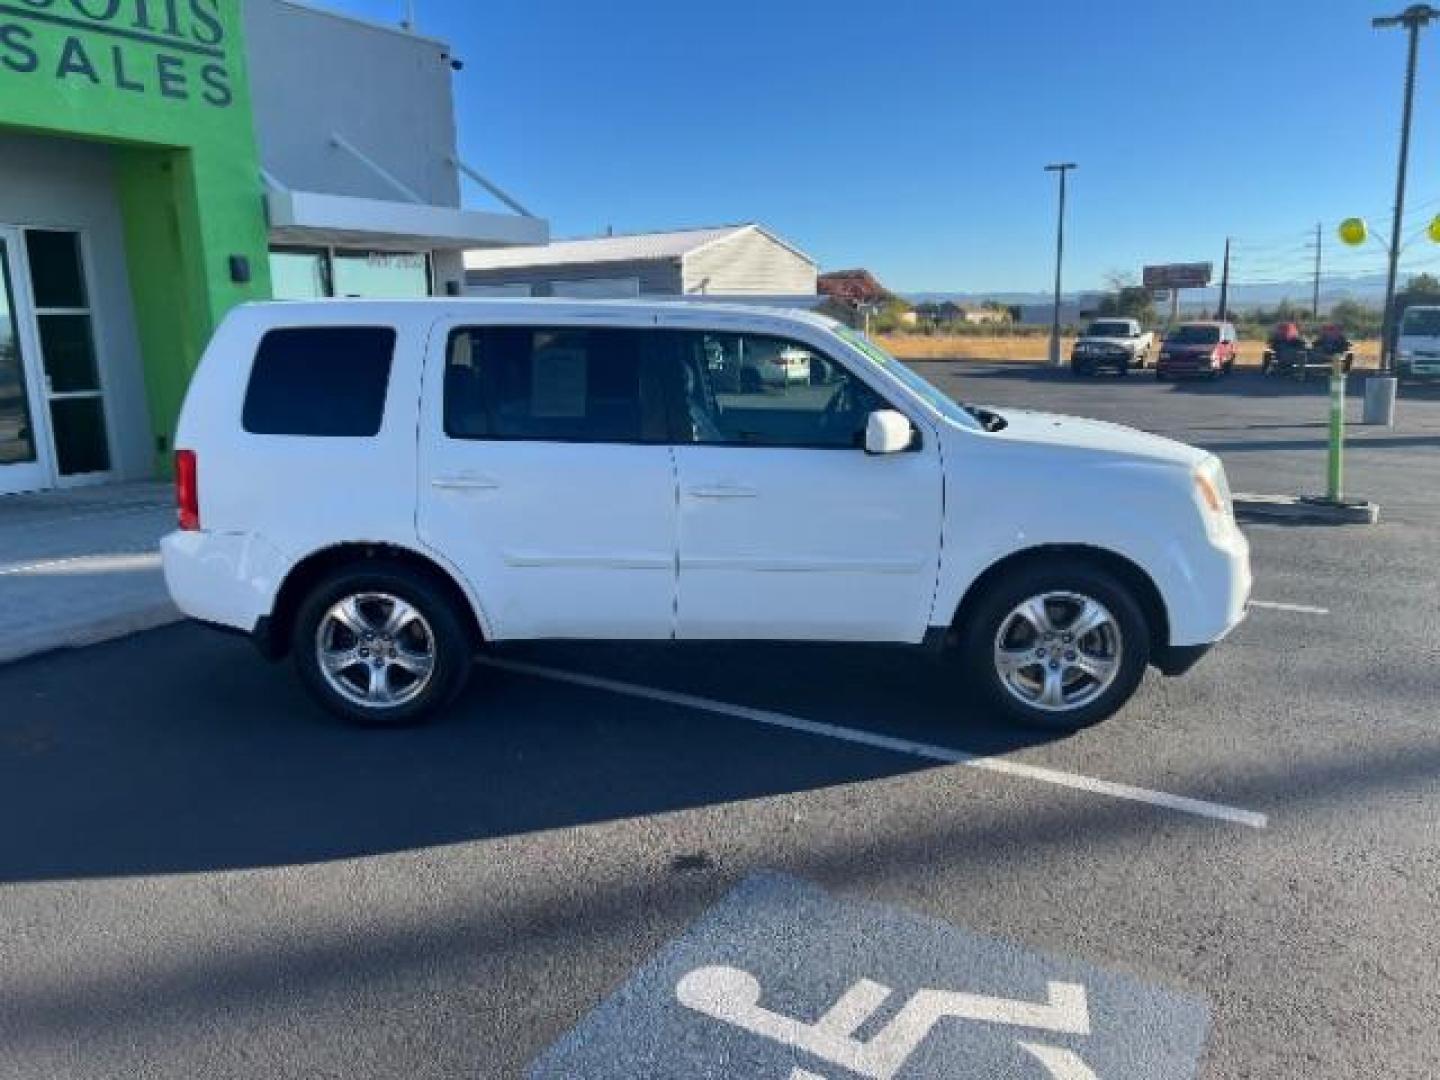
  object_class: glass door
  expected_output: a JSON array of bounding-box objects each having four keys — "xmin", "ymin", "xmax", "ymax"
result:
[
  {"xmin": 0, "ymin": 228, "xmax": 51, "ymax": 496},
  {"xmin": 24, "ymin": 229, "xmax": 112, "ymax": 483}
]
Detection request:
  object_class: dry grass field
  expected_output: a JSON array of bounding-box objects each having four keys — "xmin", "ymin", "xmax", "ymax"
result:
[{"xmin": 876, "ymin": 333, "xmax": 1383, "ymax": 369}]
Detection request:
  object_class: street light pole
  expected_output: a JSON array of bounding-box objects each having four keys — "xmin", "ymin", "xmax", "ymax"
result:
[
  {"xmin": 1374, "ymin": 5, "xmax": 1438, "ymax": 372},
  {"xmin": 1045, "ymin": 163, "xmax": 1076, "ymax": 367}
]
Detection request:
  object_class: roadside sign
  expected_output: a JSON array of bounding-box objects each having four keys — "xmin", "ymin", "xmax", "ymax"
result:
[
  {"xmin": 1143, "ymin": 264, "xmax": 1212, "ymax": 290},
  {"xmin": 531, "ymin": 873, "xmax": 1211, "ymax": 1078}
]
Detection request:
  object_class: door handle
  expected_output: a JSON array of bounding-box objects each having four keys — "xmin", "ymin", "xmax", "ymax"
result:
[
  {"xmin": 431, "ymin": 474, "xmax": 501, "ymax": 491},
  {"xmin": 687, "ymin": 483, "xmax": 759, "ymax": 499}
]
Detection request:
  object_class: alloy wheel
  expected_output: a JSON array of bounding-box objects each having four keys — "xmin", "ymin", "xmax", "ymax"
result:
[
  {"xmin": 992, "ymin": 591, "xmax": 1123, "ymax": 713},
  {"xmin": 315, "ymin": 592, "xmax": 436, "ymax": 709}
]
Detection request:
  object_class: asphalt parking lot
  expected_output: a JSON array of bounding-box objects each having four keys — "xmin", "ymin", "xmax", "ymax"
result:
[{"xmin": 1, "ymin": 366, "xmax": 1437, "ymax": 1079}]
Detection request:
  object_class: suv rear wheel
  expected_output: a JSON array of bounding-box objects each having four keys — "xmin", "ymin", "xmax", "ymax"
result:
[
  {"xmin": 293, "ymin": 563, "xmax": 473, "ymax": 726},
  {"xmin": 960, "ymin": 562, "xmax": 1150, "ymax": 730}
]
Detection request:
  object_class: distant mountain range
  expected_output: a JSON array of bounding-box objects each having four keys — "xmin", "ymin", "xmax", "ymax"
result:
[{"xmin": 907, "ymin": 274, "xmax": 1393, "ymax": 313}]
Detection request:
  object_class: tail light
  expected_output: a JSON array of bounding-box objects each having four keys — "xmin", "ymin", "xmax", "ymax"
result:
[{"xmin": 175, "ymin": 449, "xmax": 199, "ymax": 531}]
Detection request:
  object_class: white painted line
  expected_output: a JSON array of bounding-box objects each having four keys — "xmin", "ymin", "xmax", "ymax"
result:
[
  {"xmin": 0, "ymin": 552, "xmax": 160, "ymax": 577},
  {"xmin": 1249, "ymin": 599, "xmax": 1330, "ymax": 616},
  {"xmin": 478, "ymin": 657, "xmax": 1268, "ymax": 830}
]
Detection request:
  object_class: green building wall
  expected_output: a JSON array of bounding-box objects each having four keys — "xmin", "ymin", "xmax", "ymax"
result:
[{"xmin": 0, "ymin": 0, "xmax": 272, "ymax": 470}]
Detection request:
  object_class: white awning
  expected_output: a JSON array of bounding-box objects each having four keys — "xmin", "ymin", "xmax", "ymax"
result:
[{"xmin": 266, "ymin": 189, "xmax": 549, "ymax": 251}]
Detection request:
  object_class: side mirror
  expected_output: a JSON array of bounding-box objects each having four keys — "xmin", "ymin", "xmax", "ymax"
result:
[{"xmin": 865, "ymin": 409, "xmax": 914, "ymax": 455}]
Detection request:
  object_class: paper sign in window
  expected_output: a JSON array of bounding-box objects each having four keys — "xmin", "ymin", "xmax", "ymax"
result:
[{"xmin": 530, "ymin": 347, "xmax": 588, "ymax": 417}]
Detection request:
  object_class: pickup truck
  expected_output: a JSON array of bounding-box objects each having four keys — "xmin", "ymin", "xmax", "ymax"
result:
[
  {"xmin": 1071, "ymin": 319, "xmax": 1155, "ymax": 376},
  {"xmin": 1398, "ymin": 305, "xmax": 1440, "ymax": 381}
]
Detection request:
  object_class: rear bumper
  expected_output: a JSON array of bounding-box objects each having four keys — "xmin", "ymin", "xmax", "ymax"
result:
[{"xmin": 161, "ymin": 529, "xmax": 288, "ymax": 636}]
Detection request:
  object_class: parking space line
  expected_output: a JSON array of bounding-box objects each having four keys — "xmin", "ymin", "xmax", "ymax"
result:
[
  {"xmin": 478, "ymin": 657, "xmax": 1269, "ymax": 830},
  {"xmin": 1250, "ymin": 600, "xmax": 1330, "ymax": 615}
]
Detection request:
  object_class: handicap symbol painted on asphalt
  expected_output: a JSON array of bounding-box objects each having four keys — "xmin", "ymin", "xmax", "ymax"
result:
[
  {"xmin": 531, "ymin": 873, "xmax": 1210, "ymax": 1079},
  {"xmin": 676, "ymin": 964, "xmax": 1099, "ymax": 1079}
]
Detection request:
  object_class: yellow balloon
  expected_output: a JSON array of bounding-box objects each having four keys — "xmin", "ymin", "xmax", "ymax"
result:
[
  {"xmin": 1339, "ymin": 217, "xmax": 1369, "ymax": 247},
  {"xmin": 1429, "ymin": 214, "xmax": 1440, "ymax": 245}
]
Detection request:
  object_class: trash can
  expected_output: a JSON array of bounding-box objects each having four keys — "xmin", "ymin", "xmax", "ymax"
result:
[{"xmin": 1363, "ymin": 375, "xmax": 1398, "ymax": 426}]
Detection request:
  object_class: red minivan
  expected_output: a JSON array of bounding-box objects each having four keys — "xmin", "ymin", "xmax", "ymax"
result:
[{"xmin": 1156, "ymin": 322, "xmax": 1238, "ymax": 380}]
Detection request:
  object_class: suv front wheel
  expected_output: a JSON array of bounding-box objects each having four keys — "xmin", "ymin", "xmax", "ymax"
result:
[
  {"xmin": 293, "ymin": 563, "xmax": 473, "ymax": 726},
  {"xmin": 961, "ymin": 562, "xmax": 1150, "ymax": 730}
]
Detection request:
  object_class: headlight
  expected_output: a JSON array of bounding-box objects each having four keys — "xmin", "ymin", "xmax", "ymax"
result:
[{"xmin": 1194, "ymin": 457, "xmax": 1234, "ymax": 535}]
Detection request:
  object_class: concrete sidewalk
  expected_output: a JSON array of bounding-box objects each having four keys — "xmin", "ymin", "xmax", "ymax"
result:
[{"xmin": 0, "ymin": 482, "xmax": 179, "ymax": 665}]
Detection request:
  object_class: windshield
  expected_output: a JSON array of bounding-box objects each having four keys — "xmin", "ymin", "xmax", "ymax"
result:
[
  {"xmin": 1086, "ymin": 321, "xmax": 1133, "ymax": 338},
  {"xmin": 835, "ymin": 327, "xmax": 985, "ymax": 431},
  {"xmin": 1401, "ymin": 308, "xmax": 1440, "ymax": 337},
  {"xmin": 1167, "ymin": 325, "xmax": 1220, "ymax": 345}
]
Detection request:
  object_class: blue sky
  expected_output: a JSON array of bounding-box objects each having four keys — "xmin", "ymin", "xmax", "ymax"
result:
[{"xmin": 320, "ymin": 0, "xmax": 1440, "ymax": 294}]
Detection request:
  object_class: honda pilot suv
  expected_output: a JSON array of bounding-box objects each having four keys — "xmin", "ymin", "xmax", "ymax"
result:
[{"xmin": 162, "ymin": 300, "xmax": 1250, "ymax": 730}]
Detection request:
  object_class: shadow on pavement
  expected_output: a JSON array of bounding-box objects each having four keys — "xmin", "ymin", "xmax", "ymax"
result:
[
  {"xmin": 0, "ymin": 625, "xmax": 1052, "ymax": 883},
  {"xmin": 5, "ymin": 723, "xmax": 1440, "ymax": 1055}
]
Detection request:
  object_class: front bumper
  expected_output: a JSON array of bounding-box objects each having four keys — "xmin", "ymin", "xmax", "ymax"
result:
[
  {"xmin": 1153, "ymin": 639, "xmax": 1220, "ymax": 676},
  {"xmin": 1157, "ymin": 520, "xmax": 1251, "ymax": 675},
  {"xmin": 1072, "ymin": 349, "xmax": 1132, "ymax": 366}
]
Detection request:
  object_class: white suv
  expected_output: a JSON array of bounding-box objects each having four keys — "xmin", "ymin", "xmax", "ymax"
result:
[{"xmin": 162, "ymin": 300, "xmax": 1250, "ymax": 730}]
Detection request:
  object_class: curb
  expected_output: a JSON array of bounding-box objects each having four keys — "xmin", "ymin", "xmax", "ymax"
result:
[
  {"xmin": 1233, "ymin": 493, "xmax": 1380, "ymax": 526},
  {"xmin": 0, "ymin": 603, "xmax": 183, "ymax": 667}
]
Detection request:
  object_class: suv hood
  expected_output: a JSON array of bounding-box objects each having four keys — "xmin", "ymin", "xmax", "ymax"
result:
[{"xmin": 986, "ymin": 408, "xmax": 1207, "ymax": 468}]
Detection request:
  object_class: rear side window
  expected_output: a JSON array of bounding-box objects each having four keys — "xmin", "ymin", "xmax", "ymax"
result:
[
  {"xmin": 242, "ymin": 326, "xmax": 396, "ymax": 436},
  {"xmin": 444, "ymin": 326, "xmax": 666, "ymax": 442}
]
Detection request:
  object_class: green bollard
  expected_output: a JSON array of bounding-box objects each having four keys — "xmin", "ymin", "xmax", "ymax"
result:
[{"xmin": 1327, "ymin": 360, "xmax": 1345, "ymax": 503}]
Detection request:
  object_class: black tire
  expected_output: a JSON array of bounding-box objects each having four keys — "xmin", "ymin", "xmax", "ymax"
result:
[
  {"xmin": 1117, "ymin": 358, "xmax": 1129, "ymax": 377},
  {"xmin": 1070, "ymin": 359, "xmax": 1092, "ymax": 377},
  {"xmin": 292, "ymin": 561, "xmax": 473, "ymax": 727},
  {"xmin": 959, "ymin": 561, "xmax": 1151, "ymax": 731}
]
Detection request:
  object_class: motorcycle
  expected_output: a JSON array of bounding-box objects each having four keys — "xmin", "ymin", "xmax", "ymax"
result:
[{"xmin": 1262, "ymin": 337, "xmax": 1353, "ymax": 378}]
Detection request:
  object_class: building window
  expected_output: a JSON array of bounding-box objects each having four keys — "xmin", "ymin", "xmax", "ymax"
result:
[
  {"xmin": 333, "ymin": 251, "xmax": 430, "ymax": 298},
  {"xmin": 25, "ymin": 230, "xmax": 111, "ymax": 476},
  {"xmin": 269, "ymin": 247, "xmax": 330, "ymax": 300},
  {"xmin": 267, "ymin": 247, "xmax": 431, "ymax": 300}
]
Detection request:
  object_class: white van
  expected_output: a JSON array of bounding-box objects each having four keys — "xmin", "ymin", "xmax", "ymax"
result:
[
  {"xmin": 1397, "ymin": 305, "xmax": 1440, "ymax": 380},
  {"xmin": 161, "ymin": 300, "xmax": 1250, "ymax": 730}
]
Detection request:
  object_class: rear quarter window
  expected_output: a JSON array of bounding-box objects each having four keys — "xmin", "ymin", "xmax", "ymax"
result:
[{"xmin": 242, "ymin": 326, "xmax": 396, "ymax": 436}]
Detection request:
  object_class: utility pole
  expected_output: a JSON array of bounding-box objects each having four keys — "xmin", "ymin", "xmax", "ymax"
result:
[
  {"xmin": 1217, "ymin": 238, "xmax": 1231, "ymax": 321},
  {"xmin": 1373, "ymin": 5, "xmax": 1439, "ymax": 371},
  {"xmin": 1312, "ymin": 222, "xmax": 1323, "ymax": 319},
  {"xmin": 1044, "ymin": 163, "xmax": 1077, "ymax": 367}
]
